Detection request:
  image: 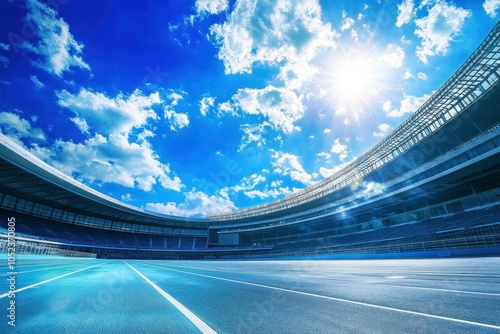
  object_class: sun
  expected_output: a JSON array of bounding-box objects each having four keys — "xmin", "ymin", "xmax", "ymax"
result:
[
  {"xmin": 317, "ymin": 51, "xmax": 383, "ymax": 109},
  {"xmin": 333, "ymin": 57, "xmax": 374, "ymax": 99}
]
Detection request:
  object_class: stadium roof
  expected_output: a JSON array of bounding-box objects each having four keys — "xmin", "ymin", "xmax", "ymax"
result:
[{"xmin": 0, "ymin": 134, "xmax": 208, "ymax": 228}]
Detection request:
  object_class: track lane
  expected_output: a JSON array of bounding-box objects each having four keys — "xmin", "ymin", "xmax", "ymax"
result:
[
  {"xmin": 130, "ymin": 259, "xmax": 500, "ymax": 332},
  {"xmin": 1, "ymin": 258, "xmax": 499, "ymax": 333},
  {"xmin": 1, "ymin": 261, "xmax": 203, "ymax": 333}
]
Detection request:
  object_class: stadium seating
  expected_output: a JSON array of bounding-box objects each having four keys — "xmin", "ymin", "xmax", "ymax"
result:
[
  {"xmin": 0, "ymin": 210, "xmax": 205, "ymax": 251},
  {"xmin": 2, "ymin": 204, "xmax": 499, "ymax": 259},
  {"xmin": 271, "ymin": 205, "xmax": 500, "ymax": 255}
]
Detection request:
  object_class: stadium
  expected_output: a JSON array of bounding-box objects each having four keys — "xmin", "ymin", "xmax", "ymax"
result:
[{"xmin": 1, "ymin": 13, "xmax": 500, "ymax": 334}]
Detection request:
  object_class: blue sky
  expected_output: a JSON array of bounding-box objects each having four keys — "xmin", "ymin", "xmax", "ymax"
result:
[{"xmin": 0, "ymin": 0, "xmax": 498, "ymax": 217}]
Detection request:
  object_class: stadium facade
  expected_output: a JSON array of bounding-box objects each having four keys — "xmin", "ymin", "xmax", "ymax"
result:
[{"xmin": 1, "ymin": 23, "xmax": 500, "ymax": 260}]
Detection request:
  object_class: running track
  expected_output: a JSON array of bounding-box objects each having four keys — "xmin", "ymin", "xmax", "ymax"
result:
[{"xmin": 1, "ymin": 257, "xmax": 499, "ymax": 333}]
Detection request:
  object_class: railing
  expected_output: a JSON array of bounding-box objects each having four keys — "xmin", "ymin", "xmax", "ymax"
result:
[
  {"xmin": 270, "ymin": 232, "xmax": 500, "ymax": 257},
  {"xmin": 0, "ymin": 234, "xmax": 97, "ymax": 258}
]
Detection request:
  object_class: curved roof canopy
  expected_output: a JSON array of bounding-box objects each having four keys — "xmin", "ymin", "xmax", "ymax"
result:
[{"xmin": 0, "ymin": 134, "xmax": 208, "ymax": 229}]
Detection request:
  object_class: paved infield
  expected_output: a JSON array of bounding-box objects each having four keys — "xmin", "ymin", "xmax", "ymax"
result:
[{"xmin": 0, "ymin": 257, "xmax": 499, "ymax": 333}]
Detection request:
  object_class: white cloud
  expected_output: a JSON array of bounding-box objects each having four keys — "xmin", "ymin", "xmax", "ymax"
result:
[
  {"xmin": 330, "ymin": 138, "xmax": 348, "ymax": 161},
  {"xmin": 168, "ymin": 23, "xmax": 179, "ymax": 32},
  {"xmin": 379, "ymin": 123, "xmax": 391, "ymax": 132},
  {"xmin": 382, "ymin": 99, "xmax": 392, "ymax": 113},
  {"xmin": 341, "ymin": 11, "xmax": 355, "ymax": 31},
  {"xmin": 52, "ymin": 87, "xmax": 184, "ymax": 192},
  {"xmin": 0, "ymin": 111, "xmax": 47, "ymax": 144},
  {"xmin": 414, "ymin": 1, "xmax": 471, "ymax": 63},
  {"xmin": 195, "ymin": 0, "xmax": 229, "ymax": 15},
  {"xmin": 373, "ymin": 123, "xmax": 392, "ymax": 137},
  {"xmin": 318, "ymin": 162, "xmax": 347, "ymax": 178},
  {"xmin": 384, "ymin": 93, "xmax": 432, "ymax": 117},
  {"xmin": 379, "ymin": 44, "xmax": 405, "ymax": 68},
  {"xmin": 121, "ymin": 193, "xmax": 133, "ymax": 202},
  {"xmin": 278, "ymin": 58, "xmax": 319, "ymax": 90},
  {"xmin": 165, "ymin": 110, "xmax": 190, "ymax": 131},
  {"xmin": 400, "ymin": 35, "xmax": 411, "ymax": 44},
  {"xmin": 57, "ymin": 88, "xmax": 160, "ymax": 136},
  {"xmin": 396, "ymin": 0, "xmax": 415, "ymax": 27},
  {"xmin": 238, "ymin": 122, "xmax": 269, "ymax": 151},
  {"xmin": 30, "ymin": 75, "xmax": 45, "ymax": 89},
  {"xmin": 209, "ymin": 0, "xmax": 337, "ymax": 88},
  {"xmin": 225, "ymin": 172, "xmax": 298, "ymax": 200},
  {"xmin": 417, "ymin": 72, "xmax": 428, "ymax": 80},
  {"xmin": 403, "ymin": 69, "xmax": 413, "ymax": 79},
  {"xmin": 184, "ymin": 15, "xmax": 195, "ymax": 27},
  {"xmin": 334, "ymin": 105, "xmax": 346, "ymax": 116},
  {"xmin": 484, "ymin": 0, "xmax": 500, "ymax": 17},
  {"xmin": 324, "ymin": 128, "xmax": 331, "ymax": 134},
  {"xmin": 229, "ymin": 173, "xmax": 266, "ymax": 193},
  {"xmin": 70, "ymin": 117, "xmax": 90, "ymax": 134},
  {"xmin": 316, "ymin": 152, "xmax": 331, "ymax": 159},
  {"xmin": 0, "ymin": 55, "xmax": 8, "ymax": 67},
  {"xmin": 318, "ymin": 167, "xmax": 335, "ymax": 178},
  {"xmin": 233, "ymin": 85, "xmax": 305, "ymax": 134},
  {"xmin": 164, "ymin": 90, "xmax": 190, "ymax": 131},
  {"xmin": 146, "ymin": 189, "xmax": 236, "ymax": 217},
  {"xmin": 350, "ymin": 29, "xmax": 359, "ymax": 42},
  {"xmin": 271, "ymin": 180, "xmax": 282, "ymax": 187},
  {"xmin": 167, "ymin": 91, "xmax": 183, "ymax": 104},
  {"xmin": 21, "ymin": 0, "xmax": 90, "ymax": 77},
  {"xmin": 246, "ymin": 173, "xmax": 266, "ymax": 188},
  {"xmin": 217, "ymin": 101, "xmax": 237, "ymax": 116},
  {"xmin": 0, "ymin": 42, "xmax": 9, "ymax": 67},
  {"xmin": 209, "ymin": 18, "xmax": 253, "ymax": 74},
  {"xmin": 32, "ymin": 133, "xmax": 183, "ymax": 192},
  {"xmin": 200, "ymin": 96, "xmax": 215, "ymax": 116},
  {"xmin": 272, "ymin": 151, "xmax": 313, "ymax": 185}
]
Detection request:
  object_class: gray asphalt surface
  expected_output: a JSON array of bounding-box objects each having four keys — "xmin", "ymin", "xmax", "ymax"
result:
[{"xmin": 0, "ymin": 257, "xmax": 499, "ymax": 333}]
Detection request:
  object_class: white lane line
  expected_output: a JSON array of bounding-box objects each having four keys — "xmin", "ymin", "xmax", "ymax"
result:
[
  {"xmin": 142, "ymin": 262, "xmax": 500, "ymax": 297},
  {"xmin": 0, "ymin": 261, "xmax": 109, "ymax": 299},
  {"xmin": 379, "ymin": 283, "xmax": 500, "ymax": 297},
  {"xmin": 0, "ymin": 259, "xmax": 92, "ymax": 266},
  {"xmin": 403, "ymin": 272, "xmax": 500, "ymax": 278},
  {"xmin": 142, "ymin": 263, "xmax": 500, "ymax": 331},
  {"xmin": 123, "ymin": 261, "xmax": 217, "ymax": 334},
  {"xmin": 0, "ymin": 263, "xmax": 89, "ymax": 277}
]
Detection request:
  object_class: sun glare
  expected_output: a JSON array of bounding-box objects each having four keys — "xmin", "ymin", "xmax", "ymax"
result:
[{"xmin": 333, "ymin": 57, "xmax": 373, "ymax": 99}]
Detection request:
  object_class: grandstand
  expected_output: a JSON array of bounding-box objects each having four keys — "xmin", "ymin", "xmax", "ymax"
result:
[{"xmin": 1, "ymin": 23, "xmax": 500, "ymax": 261}]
